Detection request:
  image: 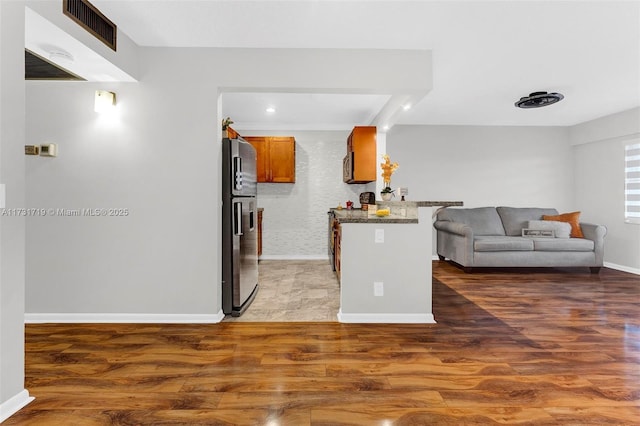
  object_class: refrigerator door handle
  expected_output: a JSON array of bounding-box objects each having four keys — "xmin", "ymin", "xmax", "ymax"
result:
[
  {"xmin": 234, "ymin": 202, "xmax": 243, "ymax": 236},
  {"xmin": 233, "ymin": 156, "xmax": 243, "ymax": 190},
  {"xmin": 249, "ymin": 208, "xmax": 255, "ymax": 231}
]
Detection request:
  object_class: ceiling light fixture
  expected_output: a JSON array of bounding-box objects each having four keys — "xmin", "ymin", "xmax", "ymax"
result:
[
  {"xmin": 402, "ymin": 104, "xmax": 412, "ymax": 111},
  {"xmin": 515, "ymin": 91, "xmax": 564, "ymax": 109},
  {"xmin": 48, "ymin": 48, "xmax": 75, "ymax": 64},
  {"xmin": 265, "ymin": 107, "xmax": 276, "ymax": 113}
]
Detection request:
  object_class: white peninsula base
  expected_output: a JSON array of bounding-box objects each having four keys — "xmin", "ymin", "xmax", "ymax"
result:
[{"xmin": 336, "ymin": 206, "xmax": 435, "ymax": 323}]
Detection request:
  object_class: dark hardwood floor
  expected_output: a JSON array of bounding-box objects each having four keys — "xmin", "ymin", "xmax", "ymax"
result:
[{"xmin": 6, "ymin": 261, "xmax": 640, "ymax": 425}]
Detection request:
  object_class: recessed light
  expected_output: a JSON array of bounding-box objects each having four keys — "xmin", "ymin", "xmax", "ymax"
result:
[
  {"xmin": 382, "ymin": 125, "xmax": 390, "ymax": 131},
  {"xmin": 265, "ymin": 107, "xmax": 276, "ymax": 113},
  {"xmin": 402, "ymin": 104, "xmax": 412, "ymax": 111}
]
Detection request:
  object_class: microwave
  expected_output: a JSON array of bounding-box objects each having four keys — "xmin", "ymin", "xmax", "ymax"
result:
[{"xmin": 343, "ymin": 152, "xmax": 354, "ymax": 183}]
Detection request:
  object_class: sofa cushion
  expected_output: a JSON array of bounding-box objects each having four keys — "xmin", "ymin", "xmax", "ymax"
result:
[
  {"xmin": 528, "ymin": 220, "xmax": 572, "ymax": 239},
  {"xmin": 533, "ymin": 238, "xmax": 594, "ymax": 252},
  {"xmin": 474, "ymin": 236, "xmax": 534, "ymax": 252},
  {"xmin": 438, "ymin": 207, "xmax": 506, "ymax": 236},
  {"xmin": 496, "ymin": 207, "xmax": 559, "ymax": 236},
  {"xmin": 542, "ymin": 211, "xmax": 585, "ymax": 238}
]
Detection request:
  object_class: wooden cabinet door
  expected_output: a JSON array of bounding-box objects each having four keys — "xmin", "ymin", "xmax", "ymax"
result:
[
  {"xmin": 334, "ymin": 223, "xmax": 341, "ymax": 281},
  {"xmin": 268, "ymin": 137, "xmax": 295, "ymax": 183},
  {"xmin": 350, "ymin": 126, "xmax": 376, "ymax": 183},
  {"xmin": 226, "ymin": 127, "xmax": 239, "ymax": 139},
  {"xmin": 243, "ymin": 136, "xmax": 295, "ymax": 183},
  {"xmin": 244, "ymin": 137, "xmax": 269, "ymax": 182}
]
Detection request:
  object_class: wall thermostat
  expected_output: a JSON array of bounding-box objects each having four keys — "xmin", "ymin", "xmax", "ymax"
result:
[{"xmin": 25, "ymin": 145, "xmax": 40, "ymax": 155}]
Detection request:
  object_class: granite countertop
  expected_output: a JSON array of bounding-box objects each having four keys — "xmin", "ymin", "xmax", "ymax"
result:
[
  {"xmin": 329, "ymin": 201, "xmax": 463, "ymax": 224},
  {"xmin": 330, "ymin": 208, "xmax": 418, "ymax": 224},
  {"xmin": 377, "ymin": 201, "xmax": 464, "ymax": 208}
]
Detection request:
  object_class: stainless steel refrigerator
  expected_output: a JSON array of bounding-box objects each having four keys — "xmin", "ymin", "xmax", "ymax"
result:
[{"xmin": 222, "ymin": 137, "xmax": 259, "ymax": 316}]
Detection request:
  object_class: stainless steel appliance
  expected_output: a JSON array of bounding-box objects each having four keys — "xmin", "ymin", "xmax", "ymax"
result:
[{"xmin": 222, "ymin": 137, "xmax": 259, "ymax": 316}]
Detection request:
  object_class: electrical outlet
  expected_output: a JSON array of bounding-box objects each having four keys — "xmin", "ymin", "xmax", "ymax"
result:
[
  {"xmin": 375, "ymin": 228, "xmax": 384, "ymax": 243},
  {"xmin": 374, "ymin": 281, "xmax": 384, "ymax": 296}
]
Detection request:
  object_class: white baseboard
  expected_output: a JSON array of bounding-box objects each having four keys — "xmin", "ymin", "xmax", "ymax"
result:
[
  {"xmin": 604, "ymin": 261, "xmax": 640, "ymax": 275},
  {"xmin": 337, "ymin": 311, "xmax": 436, "ymax": 324},
  {"xmin": 260, "ymin": 254, "xmax": 330, "ymax": 260},
  {"xmin": 0, "ymin": 389, "xmax": 34, "ymax": 423},
  {"xmin": 433, "ymin": 257, "xmax": 640, "ymax": 275},
  {"xmin": 24, "ymin": 311, "xmax": 225, "ymax": 324}
]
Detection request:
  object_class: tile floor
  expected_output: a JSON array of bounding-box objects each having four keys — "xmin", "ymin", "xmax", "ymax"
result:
[{"xmin": 223, "ymin": 259, "xmax": 341, "ymax": 322}]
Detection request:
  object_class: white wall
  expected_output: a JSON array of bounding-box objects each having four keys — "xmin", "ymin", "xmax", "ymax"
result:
[
  {"xmin": 571, "ymin": 108, "xmax": 640, "ymax": 273},
  {"xmin": 385, "ymin": 125, "xmax": 573, "ymax": 256},
  {"xmin": 237, "ymin": 130, "xmax": 375, "ymax": 258},
  {"xmin": 24, "ymin": 46, "xmax": 431, "ymax": 320},
  {"xmin": 25, "ymin": 78, "xmax": 220, "ymax": 317},
  {"xmin": 0, "ymin": 1, "xmax": 32, "ymax": 420},
  {"xmin": 387, "ymin": 125, "xmax": 573, "ymax": 209},
  {"xmin": 569, "ymin": 107, "xmax": 640, "ymax": 146}
]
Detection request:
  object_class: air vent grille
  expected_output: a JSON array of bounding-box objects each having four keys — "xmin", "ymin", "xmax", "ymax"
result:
[
  {"xmin": 63, "ymin": 0, "xmax": 117, "ymax": 51},
  {"xmin": 25, "ymin": 49, "xmax": 84, "ymax": 81}
]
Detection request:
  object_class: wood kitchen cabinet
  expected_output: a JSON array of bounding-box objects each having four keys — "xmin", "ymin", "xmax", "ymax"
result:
[
  {"xmin": 344, "ymin": 126, "xmax": 376, "ymax": 183},
  {"xmin": 334, "ymin": 222, "xmax": 341, "ymax": 280},
  {"xmin": 328, "ymin": 212, "xmax": 341, "ymax": 282},
  {"xmin": 225, "ymin": 126, "xmax": 240, "ymax": 139},
  {"xmin": 244, "ymin": 136, "xmax": 296, "ymax": 183}
]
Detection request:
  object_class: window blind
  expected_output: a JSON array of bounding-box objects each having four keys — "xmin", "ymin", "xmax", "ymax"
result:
[{"xmin": 625, "ymin": 141, "xmax": 640, "ymax": 223}]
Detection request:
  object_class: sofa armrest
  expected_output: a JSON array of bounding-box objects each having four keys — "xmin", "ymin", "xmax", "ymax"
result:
[
  {"xmin": 433, "ymin": 221, "xmax": 473, "ymax": 237},
  {"xmin": 434, "ymin": 221, "xmax": 475, "ymax": 266},
  {"xmin": 580, "ymin": 222, "xmax": 607, "ymax": 265},
  {"xmin": 580, "ymin": 223, "xmax": 606, "ymax": 241}
]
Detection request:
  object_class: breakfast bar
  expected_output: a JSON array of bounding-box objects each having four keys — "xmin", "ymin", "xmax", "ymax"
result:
[{"xmin": 328, "ymin": 201, "xmax": 462, "ymax": 323}]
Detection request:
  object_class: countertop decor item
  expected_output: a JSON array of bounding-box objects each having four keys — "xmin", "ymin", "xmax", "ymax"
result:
[
  {"xmin": 380, "ymin": 154, "xmax": 399, "ymax": 200},
  {"xmin": 221, "ymin": 117, "xmax": 234, "ymax": 130},
  {"xmin": 380, "ymin": 186, "xmax": 394, "ymax": 201},
  {"xmin": 221, "ymin": 117, "xmax": 234, "ymax": 138}
]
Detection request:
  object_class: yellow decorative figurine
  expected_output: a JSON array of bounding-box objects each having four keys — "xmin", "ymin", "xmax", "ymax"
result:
[{"xmin": 380, "ymin": 154, "xmax": 399, "ymax": 200}]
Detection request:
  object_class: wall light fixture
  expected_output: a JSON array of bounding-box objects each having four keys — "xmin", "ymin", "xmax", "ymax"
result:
[{"xmin": 95, "ymin": 90, "xmax": 116, "ymax": 113}]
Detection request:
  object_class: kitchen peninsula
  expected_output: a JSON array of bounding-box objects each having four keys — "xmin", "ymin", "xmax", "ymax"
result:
[{"xmin": 329, "ymin": 201, "xmax": 463, "ymax": 323}]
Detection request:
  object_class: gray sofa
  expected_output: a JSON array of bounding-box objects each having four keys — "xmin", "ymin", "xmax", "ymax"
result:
[{"xmin": 434, "ymin": 207, "xmax": 607, "ymax": 273}]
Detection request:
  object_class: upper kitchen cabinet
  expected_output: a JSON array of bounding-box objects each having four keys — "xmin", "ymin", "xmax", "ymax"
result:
[
  {"xmin": 226, "ymin": 126, "xmax": 240, "ymax": 139},
  {"xmin": 244, "ymin": 136, "xmax": 296, "ymax": 183},
  {"xmin": 343, "ymin": 126, "xmax": 376, "ymax": 184}
]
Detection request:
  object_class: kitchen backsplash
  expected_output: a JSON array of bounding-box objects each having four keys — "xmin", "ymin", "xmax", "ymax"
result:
[{"xmin": 241, "ymin": 130, "xmax": 375, "ymax": 258}]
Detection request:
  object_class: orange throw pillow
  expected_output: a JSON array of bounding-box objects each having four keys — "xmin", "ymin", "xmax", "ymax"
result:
[{"xmin": 542, "ymin": 211, "xmax": 584, "ymax": 238}]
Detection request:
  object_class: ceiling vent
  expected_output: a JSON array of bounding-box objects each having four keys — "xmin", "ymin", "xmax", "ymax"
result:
[
  {"xmin": 515, "ymin": 91, "xmax": 564, "ymax": 109},
  {"xmin": 63, "ymin": 0, "xmax": 117, "ymax": 51},
  {"xmin": 25, "ymin": 49, "xmax": 84, "ymax": 81}
]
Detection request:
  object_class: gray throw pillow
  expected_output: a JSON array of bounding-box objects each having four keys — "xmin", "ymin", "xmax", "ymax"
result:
[{"xmin": 527, "ymin": 220, "xmax": 571, "ymax": 239}]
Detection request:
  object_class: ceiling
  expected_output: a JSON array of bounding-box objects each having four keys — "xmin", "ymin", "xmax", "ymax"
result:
[{"xmin": 36, "ymin": 1, "xmax": 640, "ymax": 130}]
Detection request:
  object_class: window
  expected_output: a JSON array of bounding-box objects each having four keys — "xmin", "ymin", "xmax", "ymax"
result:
[{"xmin": 625, "ymin": 141, "xmax": 640, "ymax": 224}]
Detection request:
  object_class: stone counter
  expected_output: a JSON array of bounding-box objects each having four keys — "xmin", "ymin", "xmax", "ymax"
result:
[
  {"xmin": 330, "ymin": 208, "xmax": 418, "ymax": 224},
  {"xmin": 330, "ymin": 201, "xmax": 463, "ymax": 224},
  {"xmin": 380, "ymin": 201, "xmax": 464, "ymax": 208}
]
